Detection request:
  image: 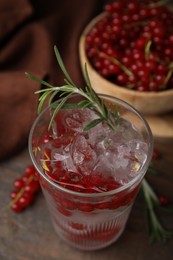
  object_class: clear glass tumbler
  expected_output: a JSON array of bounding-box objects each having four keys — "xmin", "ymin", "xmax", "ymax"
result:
[{"xmin": 29, "ymin": 94, "xmax": 153, "ymax": 251}]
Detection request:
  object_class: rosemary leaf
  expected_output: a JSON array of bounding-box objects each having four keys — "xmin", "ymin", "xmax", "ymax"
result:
[
  {"xmin": 83, "ymin": 118, "xmax": 104, "ymax": 131},
  {"xmin": 78, "ymin": 100, "xmax": 93, "ymax": 109},
  {"xmin": 49, "ymin": 92, "xmax": 73, "ymax": 129},
  {"xmin": 25, "ymin": 72, "xmax": 53, "ymax": 88},
  {"xmin": 142, "ymin": 178, "xmax": 173, "ymax": 242},
  {"xmin": 148, "ymin": 165, "xmax": 158, "ymax": 175},
  {"xmin": 48, "ymin": 90, "xmax": 59, "ymax": 106},
  {"xmin": 84, "ymin": 62, "xmax": 108, "ymax": 115},
  {"xmin": 54, "ymin": 46, "xmax": 76, "ymax": 87},
  {"xmin": 37, "ymin": 90, "xmax": 52, "ymax": 114},
  {"xmin": 114, "ymin": 105, "xmax": 119, "ymax": 126}
]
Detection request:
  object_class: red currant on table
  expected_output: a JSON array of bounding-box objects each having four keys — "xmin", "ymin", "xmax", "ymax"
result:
[
  {"xmin": 152, "ymin": 149, "xmax": 160, "ymax": 160},
  {"xmin": 13, "ymin": 178, "xmax": 25, "ymax": 191},
  {"xmin": 11, "ymin": 203, "xmax": 23, "ymax": 213},
  {"xmin": 10, "ymin": 165, "xmax": 41, "ymax": 213},
  {"xmin": 86, "ymin": 0, "xmax": 173, "ymax": 92},
  {"xmin": 159, "ymin": 195, "xmax": 169, "ymax": 207}
]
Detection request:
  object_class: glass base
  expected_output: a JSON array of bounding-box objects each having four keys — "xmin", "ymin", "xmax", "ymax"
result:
[{"xmin": 50, "ymin": 205, "xmax": 132, "ymax": 251}]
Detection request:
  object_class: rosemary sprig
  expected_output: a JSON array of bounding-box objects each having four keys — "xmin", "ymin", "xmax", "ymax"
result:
[
  {"xmin": 25, "ymin": 46, "xmax": 119, "ymax": 131},
  {"xmin": 142, "ymin": 178, "xmax": 173, "ymax": 243}
]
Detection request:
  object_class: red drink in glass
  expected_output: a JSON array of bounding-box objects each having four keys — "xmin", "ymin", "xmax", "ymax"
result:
[{"xmin": 29, "ymin": 94, "xmax": 153, "ymax": 250}]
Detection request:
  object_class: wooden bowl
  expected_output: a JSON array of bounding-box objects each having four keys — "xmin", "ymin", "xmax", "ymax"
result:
[{"xmin": 79, "ymin": 13, "xmax": 173, "ymax": 116}]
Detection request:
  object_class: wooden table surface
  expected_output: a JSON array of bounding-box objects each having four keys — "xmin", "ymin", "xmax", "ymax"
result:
[{"xmin": 0, "ymin": 137, "xmax": 173, "ymax": 260}]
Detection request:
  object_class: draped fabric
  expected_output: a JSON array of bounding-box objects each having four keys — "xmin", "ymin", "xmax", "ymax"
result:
[{"xmin": 0, "ymin": 0, "xmax": 104, "ymax": 160}]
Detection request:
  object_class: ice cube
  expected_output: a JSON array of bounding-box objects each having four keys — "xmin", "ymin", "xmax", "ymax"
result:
[
  {"xmin": 64, "ymin": 113, "xmax": 82, "ymax": 132},
  {"xmin": 53, "ymin": 151, "xmax": 69, "ymax": 161},
  {"xmin": 93, "ymin": 154, "xmax": 113, "ymax": 173},
  {"xmin": 64, "ymin": 108, "xmax": 98, "ymax": 132},
  {"xmin": 117, "ymin": 118, "xmax": 142, "ymax": 141},
  {"xmin": 87, "ymin": 121, "xmax": 112, "ymax": 147},
  {"xmin": 72, "ymin": 135, "xmax": 97, "ymax": 175},
  {"xmin": 52, "ymin": 147, "xmax": 77, "ymax": 173}
]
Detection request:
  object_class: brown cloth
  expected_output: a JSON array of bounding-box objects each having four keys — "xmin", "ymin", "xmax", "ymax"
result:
[{"xmin": 0, "ymin": 0, "xmax": 105, "ymax": 161}]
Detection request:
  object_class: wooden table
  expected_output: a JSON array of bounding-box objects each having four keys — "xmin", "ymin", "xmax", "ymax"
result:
[{"xmin": 0, "ymin": 137, "xmax": 173, "ymax": 260}]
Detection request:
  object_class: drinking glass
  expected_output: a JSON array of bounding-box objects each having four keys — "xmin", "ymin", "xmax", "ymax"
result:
[{"xmin": 29, "ymin": 94, "xmax": 153, "ymax": 251}]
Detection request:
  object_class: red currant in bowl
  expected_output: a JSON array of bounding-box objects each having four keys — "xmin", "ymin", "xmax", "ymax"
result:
[{"xmin": 79, "ymin": 1, "xmax": 173, "ymax": 115}]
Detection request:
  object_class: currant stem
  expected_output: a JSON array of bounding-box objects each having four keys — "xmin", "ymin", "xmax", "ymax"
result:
[
  {"xmin": 163, "ymin": 62, "xmax": 173, "ymax": 88},
  {"xmin": 148, "ymin": 0, "xmax": 171, "ymax": 8},
  {"xmin": 97, "ymin": 49, "xmax": 134, "ymax": 77},
  {"xmin": 145, "ymin": 40, "xmax": 152, "ymax": 60},
  {"xmin": 1, "ymin": 175, "xmax": 34, "ymax": 212}
]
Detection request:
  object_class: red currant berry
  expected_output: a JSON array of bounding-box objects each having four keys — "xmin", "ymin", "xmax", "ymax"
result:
[
  {"xmin": 152, "ymin": 149, "xmax": 160, "ymax": 160},
  {"xmin": 11, "ymin": 202, "xmax": 23, "ymax": 213},
  {"xmin": 135, "ymin": 37, "xmax": 147, "ymax": 49},
  {"xmin": 128, "ymin": 75, "xmax": 138, "ymax": 85},
  {"xmin": 24, "ymin": 165, "xmax": 36, "ymax": 177},
  {"xmin": 117, "ymin": 73, "xmax": 128, "ymax": 85},
  {"xmin": 58, "ymin": 206, "xmax": 72, "ymax": 216},
  {"xmin": 159, "ymin": 195, "xmax": 169, "ymax": 206},
  {"xmin": 139, "ymin": 8, "xmax": 150, "ymax": 19},
  {"xmin": 127, "ymin": 1, "xmax": 139, "ymax": 13},
  {"xmin": 10, "ymin": 191, "xmax": 18, "ymax": 200},
  {"xmin": 18, "ymin": 195, "xmax": 33, "ymax": 208},
  {"xmin": 149, "ymin": 81, "xmax": 159, "ymax": 91},
  {"xmin": 168, "ymin": 34, "xmax": 173, "ymax": 45},
  {"xmin": 136, "ymin": 84, "xmax": 149, "ymax": 92},
  {"xmin": 13, "ymin": 178, "xmax": 25, "ymax": 191},
  {"xmin": 78, "ymin": 203, "xmax": 94, "ymax": 212},
  {"xmin": 24, "ymin": 181, "xmax": 40, "ymax": 195}
]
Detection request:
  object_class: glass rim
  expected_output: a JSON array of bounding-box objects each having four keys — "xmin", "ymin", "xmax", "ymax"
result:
[{"xmin": 29, "ymin": 93, "xmax": 153, "ymax": 198}]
